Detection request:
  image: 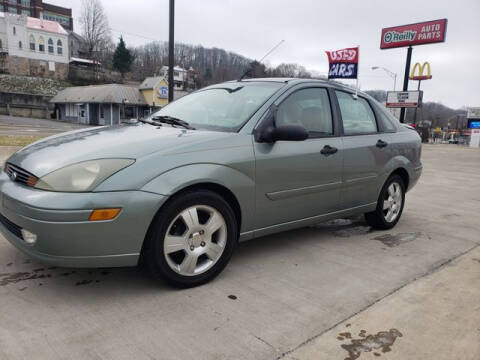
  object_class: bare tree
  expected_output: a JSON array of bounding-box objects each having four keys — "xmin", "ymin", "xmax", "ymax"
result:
[{"xmin": 80, "ymin": 0, "xmax": 112, "ymax": 59}]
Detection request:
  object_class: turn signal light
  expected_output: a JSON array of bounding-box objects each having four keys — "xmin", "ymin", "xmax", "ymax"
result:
[{"xmin": 89, "ymin": 208, "xmax": 121, "ymax": 221}]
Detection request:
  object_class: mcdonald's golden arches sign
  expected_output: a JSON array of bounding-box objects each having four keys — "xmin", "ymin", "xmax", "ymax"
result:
[{"xmin": 409, "ymin": 62, "xmax": 432, "ymax": 80}]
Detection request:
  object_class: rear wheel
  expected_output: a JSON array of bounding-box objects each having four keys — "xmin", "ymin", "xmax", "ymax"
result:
[
  {"xmin": 365, "ymin": 175, "xmax": 405, "ymax": 230},
  {"xmin": 143, "ymin": 190, "xmax": 238, "ymax": 288}
]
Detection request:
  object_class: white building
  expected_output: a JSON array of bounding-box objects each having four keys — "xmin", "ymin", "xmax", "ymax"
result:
[
  {"xmin": 0, "ymin": 12, "xmax": 69, "ymax": 79},
  {"xmin": 159, "ymin": 65, "xmax": 196, "ymax": 90}
]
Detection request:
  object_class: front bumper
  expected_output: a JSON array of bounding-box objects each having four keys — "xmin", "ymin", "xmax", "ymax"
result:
[{"xmin": 0, "ymin": 172, "xmax": 167, "ymax": 268}]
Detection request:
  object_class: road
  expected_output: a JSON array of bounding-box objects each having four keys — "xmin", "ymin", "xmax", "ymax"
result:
[
  {"xmin": 0, "ymin": 144, "xmax": 479, "ymax": 360},
  {"xmin": 0, "ymin": 115, "xmax": 89, "ymax": 137}
]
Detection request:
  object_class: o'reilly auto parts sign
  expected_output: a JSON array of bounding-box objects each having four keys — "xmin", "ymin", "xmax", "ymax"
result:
[
  {"xmin": 380, "ymin": 19, "xmax": 447, "ymax": 49},
  {"xmin": 386, "ymin": 91, "xmax": 423, "ymax": 108}
]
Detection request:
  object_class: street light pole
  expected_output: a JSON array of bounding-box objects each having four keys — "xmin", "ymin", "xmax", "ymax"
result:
[
  {"xmin": 371, "ymin": 66, "xmax": 397, "ymax": 91},
  {"xmin": 168, "ymin": 0, "xmax": 175, "ymax": 103}
]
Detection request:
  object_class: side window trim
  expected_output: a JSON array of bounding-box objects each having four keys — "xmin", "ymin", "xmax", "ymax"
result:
[
  {"xmin": 370, "ymin": 102, "xmax": 398, "ymax": 133},
  {"xmin": 275, "ymin": 86, "xmax": 337, "ymax": 139},
  {"xmin": 334, "ymin": 90, "xmax": 380, "ymax": 136}
]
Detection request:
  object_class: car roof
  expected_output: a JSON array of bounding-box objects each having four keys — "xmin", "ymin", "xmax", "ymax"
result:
[{"xmin": 225, "ymin": 77, "xmax": 366, "ymax": 95}]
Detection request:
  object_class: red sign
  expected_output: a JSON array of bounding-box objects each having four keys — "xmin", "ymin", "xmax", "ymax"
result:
[
  {"xmin": 325, "ymin": 47, "xmax": 359, "ymax": 63},
  {"xmin": 325, "ymin": 47, "xmax": 359, "ymax": 79},
  {"xmin": 380, "ymin": 19, "xmax": 447, "ymax": 49}
]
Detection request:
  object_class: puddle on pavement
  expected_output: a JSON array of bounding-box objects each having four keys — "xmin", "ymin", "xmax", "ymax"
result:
[
  {"xmin": 0, "ymin": 263, "xmax": 112, "ymax": 289},
  {"xmin": 314, "ymin": 218, "xmax": 372, "ymax": 238},
  {"xmin": 371, "ymin": 232, "xmax": 422, "ymax": 247},
  {"xmin": 338, "ymin": 328, "xmax": 403, "ymax": 360}
]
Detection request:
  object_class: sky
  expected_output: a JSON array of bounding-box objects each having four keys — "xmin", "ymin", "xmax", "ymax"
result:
[{"xmin": 49, "ymin": 0, "xmax": 480, "ymax": 109}]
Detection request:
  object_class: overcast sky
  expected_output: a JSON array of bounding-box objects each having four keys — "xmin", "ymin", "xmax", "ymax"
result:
[{"xmin": 50, "ymin": 0, "xmax": 479, "ymax": 109}]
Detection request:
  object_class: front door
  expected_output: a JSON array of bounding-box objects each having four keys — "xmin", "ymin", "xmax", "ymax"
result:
[{"xmin": 254, "ymin": 87, "xmax": 343, "ymax": 230}]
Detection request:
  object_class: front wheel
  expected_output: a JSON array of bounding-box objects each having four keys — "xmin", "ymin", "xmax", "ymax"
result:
[
  {"xmin": 143, "ymin": 190, "xmax": 238, "ymax": 288},
  {"xmin": 365, "ymin": 175, "xmax": 405, "ymax": 230}
]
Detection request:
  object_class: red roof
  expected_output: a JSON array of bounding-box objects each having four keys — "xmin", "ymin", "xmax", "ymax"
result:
[{"xmin": 27, "ymin": 17, "xmax": 68, "ymax": 35}]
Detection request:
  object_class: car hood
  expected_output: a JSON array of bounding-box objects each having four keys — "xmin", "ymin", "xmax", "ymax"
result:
[{"xmin": 7, "ymin": 124, "xmax": 233, "ymax": 177}]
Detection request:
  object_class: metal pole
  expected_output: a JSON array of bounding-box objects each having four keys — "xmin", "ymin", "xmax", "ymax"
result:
[
  {"xmin": 399, "ymin": 46, "xmax": 413, "ymax": 123},
  {"xmin": 168, "ymin": 0, "xmax": 175, "ymax": 103},
  {"xmin": 413, "ymin": 80, "xmax": 421, "ymax": 125}
]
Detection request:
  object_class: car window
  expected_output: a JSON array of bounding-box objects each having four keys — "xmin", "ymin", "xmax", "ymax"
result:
[
  {"xmin": 336, "ymin": 91, "xmax": 378, "ymax": 135},
  {"xmin": 374, "ymin": 104, "xmax": 398, "ymax": 132},
  {"xmin": 276, "ymin": 88, "xmax": 333, "ymax": 136}
]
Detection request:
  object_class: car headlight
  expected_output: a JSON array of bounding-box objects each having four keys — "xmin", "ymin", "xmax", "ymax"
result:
[{"xmin": 35, "ymin": 159, "xmax": 135, "ymax": 192}]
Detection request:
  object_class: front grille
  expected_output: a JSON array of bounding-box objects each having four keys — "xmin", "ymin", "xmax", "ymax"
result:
[
  {"xmin": 4, "ymin": 163, "xmax": 38, "ymax": 187},
  {"xmin": 0, "ymin": 212, "xmax": 23, "ymax": 239}
]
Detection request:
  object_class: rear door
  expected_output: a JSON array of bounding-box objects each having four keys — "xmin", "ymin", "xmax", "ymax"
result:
[
  {"xmin": 253, "ymin": 86, "xmax": 343, "ymax": 229},
  {"xmin": 334, "ymin": 90, "xmax": 394, "ymax": 209}
]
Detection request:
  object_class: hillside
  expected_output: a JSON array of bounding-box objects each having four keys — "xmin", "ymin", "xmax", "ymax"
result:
[{"xmin": 0, "ymin": 74, "xmax": 68, "ymax": 96}]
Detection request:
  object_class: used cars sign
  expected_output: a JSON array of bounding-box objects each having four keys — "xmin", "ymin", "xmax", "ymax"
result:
[
  {"xmin": 380, "ymin": 19, "xmax": 448, "ymax": 49},
  {"xmin": 386, "ymin": 91, "xmax": 423, "ymax": 108},
  {"xmin": 325, "ymin": 47, "xmax": 359, "ymax": 79}
]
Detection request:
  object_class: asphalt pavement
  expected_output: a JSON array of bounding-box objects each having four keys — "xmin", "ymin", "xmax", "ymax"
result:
[
  {"xmin": 0, "ymin": 115, "xmax": 89, "ymax": 137},
  {"xmin": 0, "ymin": 144, "xmax": 479, "ymax": 360}
]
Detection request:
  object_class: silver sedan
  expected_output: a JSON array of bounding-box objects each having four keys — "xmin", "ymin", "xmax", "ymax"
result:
[{"xmin": 0, "ymin": 79, "xmax": 422, "ymax": 287}]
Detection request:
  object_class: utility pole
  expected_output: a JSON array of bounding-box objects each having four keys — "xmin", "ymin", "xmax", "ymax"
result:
[
  {"xmin": 168, "ymin": 0, "xmax": 175, "ymax": 103},
  {"xmin": 399, "ymin": 46, "xmax": 413, "ymax": 123}
]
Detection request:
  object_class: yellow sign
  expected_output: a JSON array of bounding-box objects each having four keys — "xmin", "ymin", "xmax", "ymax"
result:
[{"xmin": 410, "ymin": 62, "xmax": 432, "ymax": 80}]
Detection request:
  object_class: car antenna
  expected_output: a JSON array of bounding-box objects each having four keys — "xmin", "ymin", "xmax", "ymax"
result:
[{"xmin": 238, "ymin": 40, "xmax": 285, "ymax": 81}]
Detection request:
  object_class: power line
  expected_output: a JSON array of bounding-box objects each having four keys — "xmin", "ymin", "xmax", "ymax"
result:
[{"xmin": 109, "ymin": 28, "xmax": 160, "ymax": 42}]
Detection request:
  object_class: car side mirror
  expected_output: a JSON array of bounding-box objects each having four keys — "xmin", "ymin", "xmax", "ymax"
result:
[
  {"xmin": 270, "ymin": 125, "xmax": 308, "ymax": 142},
  {"xmin": 254, "ymin": 105, "xmax": 308, "ymax": 143}
]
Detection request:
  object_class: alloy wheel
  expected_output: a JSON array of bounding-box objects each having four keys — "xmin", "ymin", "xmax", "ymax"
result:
[
  {"xmin": 163, "ymin": 205, "xmax": 227, "ymax": 276},
  {"xmin": 382, "ymin": 182, "xmax": 403, "ymax": 223}
]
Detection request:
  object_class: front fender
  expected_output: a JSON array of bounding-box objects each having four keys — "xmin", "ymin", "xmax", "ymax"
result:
[{"xmin": 141, "ymin": 163, "xmax": 256, "ymax": 234}]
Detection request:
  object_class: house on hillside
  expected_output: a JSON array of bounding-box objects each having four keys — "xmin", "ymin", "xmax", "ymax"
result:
[
  {"xmin": 159, "ymin": 66, "xmax": 197, "ymax": 90},
  {"xmin": 139, "ymin": 76, "xmax": 189, "ymax": 111},
  {"xmin": 0, "ymin": 12, "xmax": 69, "ymax": 79},
  {"xmin": 2, "ymin": 0, "xmax": 74, "ymax": 31},
  {"xmin": 50, "ymin": 84, "xmax": 149, "ymax": 125}
]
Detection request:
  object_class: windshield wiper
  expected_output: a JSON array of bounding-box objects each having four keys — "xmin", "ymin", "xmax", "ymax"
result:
[
  {"xmin": 152, "ymin": 116, "xmax": 196, "ymax": 130},
  {"xmin": 138, "ymin": 118, "xmax": 163, "ymax": 127}
]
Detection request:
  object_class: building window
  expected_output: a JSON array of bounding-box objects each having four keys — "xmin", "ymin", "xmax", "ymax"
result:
[
  {"xmin": 21, "ymin": 9, "xmax": 31, "ymax": 16},
  {"xmin": 65, "ymin": 104, "xmax": 79, "ymax": 117},
  {"xmin": 8, "ymin": 6, "xmax": 17, "ymax": 14},
  {"xmin": 18, "ymin": 41, "xmax": 22, "ymax": 49},
  {"xmin": 57, "ymin": 39, "xmax": 63, "ymax": 55},
  {"xmin": 43, "ymin": 12, "xmax": 70, "ymax": 26},
  {"xmin": 8, "ymin": 0, "xmax": 17, "ymax": 4},
  {"xmin": 38, "ymin": 36, "xmax": 45, "ymax": 52},
  {"xmin": 21, "ymin": 0, "xmax": 31, "ymax": 6},
  {"xmin": 29, "ymin": 35, "xmax": 35, "ymax": 51},
  {"xmin": 48, "ymin": 38, "xmax": 54, "ymax": 53}
]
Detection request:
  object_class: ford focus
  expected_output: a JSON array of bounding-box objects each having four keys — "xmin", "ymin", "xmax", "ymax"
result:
[{"xmin": 0, "ymin": 78, "xmax": 422, "ymax": 287}]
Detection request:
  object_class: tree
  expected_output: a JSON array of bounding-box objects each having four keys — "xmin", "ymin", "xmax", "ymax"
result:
[
  {"xmin": 80, "ymin": 0, "xmax": 112, "ymax": 59},
  {"xmin": 112, "ymin": 36, "xmax": 134, "ymax": 78}
]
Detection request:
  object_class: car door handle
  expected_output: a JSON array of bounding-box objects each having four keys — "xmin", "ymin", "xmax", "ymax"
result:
[
  {"xmin": 320, "ymin": 145, "xmax": 338, "ymax": 156},
  {"xmin": 376, "ymin": 139, "xmax": 388, "ymax": 148}
]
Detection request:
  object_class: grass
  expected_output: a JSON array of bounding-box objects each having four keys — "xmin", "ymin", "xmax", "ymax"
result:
[{"xmin": 0, "ymin": 135, "xmax": 45, "ymax": 147}]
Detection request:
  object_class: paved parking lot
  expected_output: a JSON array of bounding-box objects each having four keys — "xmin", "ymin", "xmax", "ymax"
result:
[
  {"xmin": 0, "ymin": 115, "xmax": 89, "ymax": 137},
  {"xmin": 0, "ymin": 144, "xmax": 479, "ymax": 360}
]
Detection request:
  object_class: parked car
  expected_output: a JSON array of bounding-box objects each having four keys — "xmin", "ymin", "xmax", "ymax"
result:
[{"xmin": 0, "ymin": 79, "xmax": 422, "ymax": 287}]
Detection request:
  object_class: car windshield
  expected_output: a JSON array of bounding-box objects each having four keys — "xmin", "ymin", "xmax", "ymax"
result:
[{"xmin": 148, "ymin": 82, "xmax": 284, "ymax": 132}]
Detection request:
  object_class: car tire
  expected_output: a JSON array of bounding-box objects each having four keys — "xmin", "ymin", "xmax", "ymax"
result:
[
  {"xmin": 365, "ymin": 174, "xmax": 406, "ymax": 230},
  {"xmin": 142, "ymin": 189, "xmax": 238, "ymax": 288}
]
